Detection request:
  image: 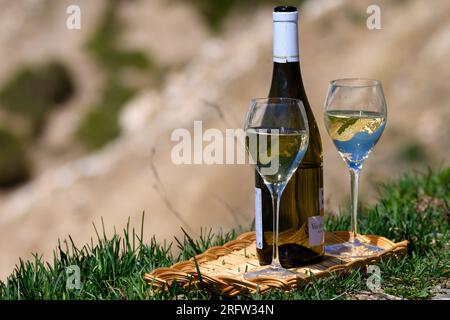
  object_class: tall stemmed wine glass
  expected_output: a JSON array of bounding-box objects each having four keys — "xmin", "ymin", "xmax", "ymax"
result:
[
  {"xmin": 244, "ymin": 98, "xmax": 309, "ymax": 278},
  {"xmin": 323, "ymin": 78, "xmax": 387, "ymax": 258}
]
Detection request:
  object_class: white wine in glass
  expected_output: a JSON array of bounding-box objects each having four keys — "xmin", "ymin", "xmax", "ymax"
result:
[{"xmin": 246, "ymin": 128, "xmax": 308, "ymax": 186}]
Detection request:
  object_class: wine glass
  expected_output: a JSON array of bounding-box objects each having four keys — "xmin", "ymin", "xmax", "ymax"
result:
[
  {"xmin": 323, "ymin": 78, "xmax": 387, "ymax": 258},
  {"xmin": 244, "ymin": 98, "xmax": 309, "ymax": 279}
]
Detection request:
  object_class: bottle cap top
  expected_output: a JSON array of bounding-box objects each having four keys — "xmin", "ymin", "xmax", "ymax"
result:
[{"xmin": 273, "ymin": 6, "xmax": 298, "ymax": 22}]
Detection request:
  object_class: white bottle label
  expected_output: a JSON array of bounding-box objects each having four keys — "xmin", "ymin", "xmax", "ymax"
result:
[
  {"xmin": 255, "ymin": 187, "xmax": 263, "ymax": 249},
  {"xmin": 308, "ymin": 216, "xmax": 324, "ymax": 247}
]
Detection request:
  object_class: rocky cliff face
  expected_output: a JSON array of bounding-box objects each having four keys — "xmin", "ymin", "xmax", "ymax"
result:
[{"xmin": 0, "ymin": 0, "xmax": 449, "ymax": 278}]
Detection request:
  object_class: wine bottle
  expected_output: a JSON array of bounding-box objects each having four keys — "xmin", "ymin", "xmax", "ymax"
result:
[{"xmin": 254, "ymin": 6, "xmax": 324, "ymax": 268}]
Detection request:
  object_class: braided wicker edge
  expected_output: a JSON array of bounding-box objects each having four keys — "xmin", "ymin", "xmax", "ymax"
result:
[{"xmin": 144, "ymin": 231, "xmax": 408, "ymax": 297}]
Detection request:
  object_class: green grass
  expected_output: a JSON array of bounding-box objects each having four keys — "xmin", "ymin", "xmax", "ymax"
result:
[
  {"xmin": 326, "ymin": 167, "xmax": 449, "ymax": 254},
  {"xmin": 78, "ymin": 0, "xmax": 152, "ymax": 150},
  {"xmin": 0, "ymin": 127, "xmax": 30, "ymax": 187},
  {"xmin": 398, "ymin": 140, "xmax": 428, "ymax": 163},
  {"xmin": 85, "ymin": 0, "xmax": 152, "ymax": 74},
  {"xmin": 0, "ymin": 168, "xmax": 448, "ymax": 300},
  {"xmin": 344, "ymin": 5, "xmax": 367, "ymax": 26},
  {"xmin": 0, "ymin": 61, "xmax": 74, "ymax": 188},
  {"xmin": 76, "ymin": 80, "xmax": 135, "ymax": 150},
  {"xmin": 0, "ymin": 61, "xmax": 74, "ymax": 136}
]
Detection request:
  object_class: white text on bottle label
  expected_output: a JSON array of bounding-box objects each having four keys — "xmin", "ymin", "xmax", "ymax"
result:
[
  {"xmin": 255, "ymin": 188, "xmax": 263, "ymax": 249},
  {"xmin": 308, "ymin": 216, "xmax": 324, "ymax": 247}
]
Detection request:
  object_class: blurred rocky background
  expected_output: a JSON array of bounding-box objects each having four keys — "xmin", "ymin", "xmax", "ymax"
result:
[{"xmin": 0, "ymin": 0, "xmax": 449, "ymax": 278}]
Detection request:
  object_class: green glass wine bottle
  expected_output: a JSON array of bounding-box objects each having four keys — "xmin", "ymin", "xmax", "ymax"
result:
[{"xmin": 254, "ymin": 6, "xmax": 324, "ymax": 268}]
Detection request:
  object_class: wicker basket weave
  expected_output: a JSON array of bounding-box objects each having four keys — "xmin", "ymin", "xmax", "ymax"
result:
[{"xmin": 144, "ymin": 231, "xmax": 408, "ymax": 297}]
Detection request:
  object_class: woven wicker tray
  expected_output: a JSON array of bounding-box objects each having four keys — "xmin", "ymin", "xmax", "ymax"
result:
[{"xmin": 145, "ymin": 231, "xmax": 408, "ymax": 297}]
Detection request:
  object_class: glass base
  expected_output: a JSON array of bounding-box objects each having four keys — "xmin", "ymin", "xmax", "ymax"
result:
[
  {"xmin": 243, "ymin": 265, "xmax": 296, "ymax": 280},
  {"xmin": 325, "ymin": 239, "xmax": 384, "ymax": 258}
]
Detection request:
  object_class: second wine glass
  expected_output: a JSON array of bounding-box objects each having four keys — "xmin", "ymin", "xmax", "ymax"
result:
[
  {"xmin": 244, "ymin": 98, "xmax": 309, "ymax": 279},
  {"xmin": 323, "ymin": 78, "xmax": 387, "ymax": 258}
]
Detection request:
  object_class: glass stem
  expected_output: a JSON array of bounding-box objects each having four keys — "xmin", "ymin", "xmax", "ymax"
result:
[
  {"xmin": 350, "ymin": 169, "xmax": 360, "ymax": 242},
  {"xmin": 270, "ymin": 189, "xmax": 282, "ymax": 269}
]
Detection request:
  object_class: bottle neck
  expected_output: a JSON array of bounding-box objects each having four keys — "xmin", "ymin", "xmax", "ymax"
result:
[
  {"xmin": 273, "ymin": 18, "xmax": 299, "ymax": 63},
  {"xmin": 269, "ymin": 62, "xmax": 305, "ymax": 98},
  {"xmin": 269, "ymin": 10, "xmax": 307, "ymax": 100}
]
